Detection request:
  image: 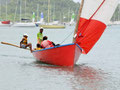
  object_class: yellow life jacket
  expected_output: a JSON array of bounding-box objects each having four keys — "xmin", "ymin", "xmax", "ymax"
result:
[
  {"xmin": 35, "ymin": 48, "xmax": 42, "ymax": 50},
  {"xmin": 21, "ymin": 37, "xmax": 27, "ymax": 45}
]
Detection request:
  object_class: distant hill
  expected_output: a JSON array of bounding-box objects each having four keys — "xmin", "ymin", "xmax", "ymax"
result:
[{"xmin": 0, "ymin": 0, "xmax": 80, "ymax": 22}]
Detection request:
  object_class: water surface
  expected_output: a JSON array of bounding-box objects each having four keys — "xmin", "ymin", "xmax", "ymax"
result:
[{"xmin": 0, "ymin": 25, "xmax": 120, "ymax": 90}]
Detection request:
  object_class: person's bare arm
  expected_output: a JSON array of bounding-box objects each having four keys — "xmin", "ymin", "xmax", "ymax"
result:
[{"xmin": 20, "ymin": 38, "xmax": 24, "ymax": 48}]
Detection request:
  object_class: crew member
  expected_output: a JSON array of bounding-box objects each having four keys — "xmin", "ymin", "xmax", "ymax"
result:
[
  {"xmin": 20, "ymin": 34, "xmax": 32, "ymax": 52},
  {"xmin": 41, "ymin": 36, "xmax": 54, "ymax": 48},
  {"xmin": 37, "ymin": 27, "xmax": 43, "ymax": 44},
  {"xmin": 34, "ymin": 43, "xmax": 42, "ymax": 50}
]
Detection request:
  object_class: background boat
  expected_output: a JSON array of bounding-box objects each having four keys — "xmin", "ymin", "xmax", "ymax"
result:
[
  {"xmin": 0, "ymin": 20, "xmax": 12, "ymax": 27},
  {"xmin": 39, "ymin": 24, "xmax": 65, "ymax": 29},
  {"xmin": 12, "ymin": 0, "xmax": 36, "ymax": 27},
  {"xmin": 0, "ymin": 1, "xmax": 12, "ymax": 27},
  {"xmin": 36, "ymin": 0, "xmax": 65, "ymax": 29},
  {"xmin": 13, "ymin": 22, "xmax": 35, "ymax": 27}
]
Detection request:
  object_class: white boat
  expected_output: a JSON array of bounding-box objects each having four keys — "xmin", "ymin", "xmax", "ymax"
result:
[
  {"xmin": 12, "ymin": 22, "xmax": 35, "ymax": 27},
  {"xmin": 37, "ymin": 0, "xmax": 65, "ymax": 29},
  {"xmin": 12, "ymin": 0, "xmax": 36, "ymax": 27},
  {"xmin": 35, "ymin": 12, "xmax": 45, "ymax": 25}
]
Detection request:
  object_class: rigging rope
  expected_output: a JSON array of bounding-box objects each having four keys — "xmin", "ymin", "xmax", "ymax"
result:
[{"xmin": 60, "ymin": 30, "xmax": 74, "ymax": 44}]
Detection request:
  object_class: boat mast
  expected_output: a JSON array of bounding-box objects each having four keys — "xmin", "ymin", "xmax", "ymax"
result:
[
  {"xmin": 20, "ymin": 0, "xmax": 21, "ymax": 22},
  {"xmin": 52, "ymin": 2, "xmax": 55, "ymax": 22},
  {"xmin": 0, "ymin": 2, "xmax": 1, "ymax": 18},
  {"xmin": 72, "ymin": 0, "xmax": 84, "ymax": 43},
  {"xmin": 48, "ymin": 0, "xmax": 50, "ymax": 23},
  {"xmin": 68, "ymin": 8, "xmax": 70, "ymax": 23},
  {"xmin": 25, "ymin": 0, "xmax": 26, "ymax": 19},
  {"xmin": 6, "ymin": 0, "xmax": 7, "ymax": 20},
  {"xmin": 14, "ymin": 0, "xmax": 18, "ymax": 22},
  {"xmin": 118, "ymin": 5, "xmax": 120, "ymax": 21}
]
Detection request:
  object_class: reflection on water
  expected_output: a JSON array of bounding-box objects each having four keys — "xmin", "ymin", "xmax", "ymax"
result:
[{"xmin": 34, "ymin": 62, "xmax": 105, "ymax": 90}]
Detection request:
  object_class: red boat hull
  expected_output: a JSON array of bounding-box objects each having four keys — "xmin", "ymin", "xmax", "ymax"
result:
[
  {"xmin": 32, "ymin": 44, "xmax": 82, "ymax": 66},
  {"xmin": 1, "ymin": 20, "xmax": 10, "ymax": 24}
]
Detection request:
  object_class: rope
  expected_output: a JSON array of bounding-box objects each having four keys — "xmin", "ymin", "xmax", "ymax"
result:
[{"xmin": 60, "ymin": 30, "xmax": 74, "ymax": 44}]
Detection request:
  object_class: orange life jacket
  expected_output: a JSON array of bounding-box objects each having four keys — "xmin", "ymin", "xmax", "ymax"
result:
[{"xmin": 41, "ymin": 40, "xmax": 54, "ymax": 48}]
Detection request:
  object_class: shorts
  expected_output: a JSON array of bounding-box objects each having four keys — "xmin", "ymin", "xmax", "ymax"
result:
[{"xmin": 21, "ymin": 44, "xmax": 26, "ymax": 49}]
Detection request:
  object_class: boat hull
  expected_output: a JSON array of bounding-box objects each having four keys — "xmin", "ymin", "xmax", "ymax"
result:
[
  {"xmin": 39, "ymin": 25, "xmax": 65, "ymax": 29},
  {"xmin": 32, "ymin": 44, "xmax": 82, "ymax": 66},
  {"xmin": 12, "ymin": 23, "xmax": 36, "ymax": 27},
  {"xmin": 1, "ymin": 20, "xmax": 10, "ymax": 24}
]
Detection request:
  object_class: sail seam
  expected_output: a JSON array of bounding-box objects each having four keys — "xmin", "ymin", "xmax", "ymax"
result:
[{"xmin": 89, "ymin": 0, "xmax": 106, "ymax": 19}]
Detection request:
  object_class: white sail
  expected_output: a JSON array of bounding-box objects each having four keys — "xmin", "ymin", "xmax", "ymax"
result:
[{"xmin": 81, "ymin": 0, "xmax": 118, "ymax": 25}]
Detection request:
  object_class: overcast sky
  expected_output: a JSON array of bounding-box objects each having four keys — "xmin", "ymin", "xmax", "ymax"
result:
[
  {"xmin": 73, "ymin": 0, "xmax": 80, "ymax": 3},
  {"xmin": 73, "ymin": 0, "xmax": 120, "ymax": 3}
]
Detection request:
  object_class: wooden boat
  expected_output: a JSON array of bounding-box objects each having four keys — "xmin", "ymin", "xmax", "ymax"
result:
[
  {"xmin": 33, "ymin": 44, "xmax": 82, "ymax": 66},
  {"xmin": 32, "ymin": 0, "xmax": 118, "ymax": 66},
  {"xmin": 1, "ymin": 0, "xmax": 118, "ymax": 67},
  {"xmin": 39, "ymin": 24, "xmax": 65, "ymax": 29}
]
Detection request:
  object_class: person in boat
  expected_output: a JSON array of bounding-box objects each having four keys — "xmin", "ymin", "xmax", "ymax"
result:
[
  {"xmin": 41, "ymin": 36, "xmax": 54, "ymax": 48},
  {"xmin": 37, "ymin": 27, "xmax": 43, "ymax": 44},
  {"xmin": 34, "ymin": 43, "xmax": 43, "ymax": 50},
  {"xmin": 20, "ymin": 34, "xmax": 32, "ymax": 52}
]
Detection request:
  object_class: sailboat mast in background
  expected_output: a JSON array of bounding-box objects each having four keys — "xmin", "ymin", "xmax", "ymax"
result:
[
  {"xmin": 6, "ymin": 0, "xmax": 7, "ymax": 20},
  {"xmin": 37, "ymin": 4, "xmax": 39, "ymax": 22},
  {"xmin": 19, "ymin": 0, "xmax": 21, "ymax": 22},
  {"xmin": 25, "ymin": 0, "xmax": 26, "ymax": 19},
  {"xmin": 48, "ymin": 0, "xmax": 50, "ymax": 23}
]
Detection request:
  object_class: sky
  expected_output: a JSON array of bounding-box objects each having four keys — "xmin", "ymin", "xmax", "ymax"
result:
[
  {"xmin": 73, "ymin": 0, "xmax": 80, "ymax": 3},
  {"xmin": 73, "ymin": 0, "xmax": 120, "ymax": 3}
]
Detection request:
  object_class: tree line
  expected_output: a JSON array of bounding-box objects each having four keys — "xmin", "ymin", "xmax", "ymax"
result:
[{"xmin": 0, "ymin": 0, "xmax": 119, "ymax": 22}]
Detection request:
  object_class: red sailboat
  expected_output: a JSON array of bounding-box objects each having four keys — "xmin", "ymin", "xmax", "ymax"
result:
[
  {"xmin": 32, "ymin": 0, "xmax": 118, "ymax": 66},
  {"xmin": 1, "ymin": 20, "xmax": 10, "ymax": 24}
]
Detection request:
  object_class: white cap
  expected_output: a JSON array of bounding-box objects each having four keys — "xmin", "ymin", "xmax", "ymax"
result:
[
  {"xmin": 40, "ymin": 27, "xmax": 43, "ymax": 29},
  {"xmin": 23, "ymin": 33, "xmax": 28, "ymax": 37}
]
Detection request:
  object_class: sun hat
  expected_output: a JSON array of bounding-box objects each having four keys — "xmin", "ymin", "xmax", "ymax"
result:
[
  {"xmin": 40, "ymin": 27, "xmax": 43, "ymax": 30},
  {"xmin": 23, "ymin": 33, "xmax": 28, "ymax": 37}
]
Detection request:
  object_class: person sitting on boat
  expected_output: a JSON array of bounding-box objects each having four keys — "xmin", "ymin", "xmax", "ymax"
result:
[
  {"xmin": 52, "ymin": 42, "xmax": 60, "ymax": 46},
  {"xmin": 41, "ymin": 36, "xmax": 54, "ymax": 48},
  {"xmin": 34, "ymin": 43, "xmax": 42, "ymax": 50},
  {"xmin": 37, "ymin": 27, "xmax": 43, "ymax": 44},
  {"xmin": 20, "ymin": 34, "xmax": 32, "ymax": 52}
]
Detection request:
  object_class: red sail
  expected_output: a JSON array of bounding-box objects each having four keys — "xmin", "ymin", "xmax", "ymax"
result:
[
  {"xmin": 75, "ymin": 0, "xmax": 118, "ymax": 54},
  {"xmin": 76, "ymin": 17, "xmax": 106, "ymax": 54}
]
